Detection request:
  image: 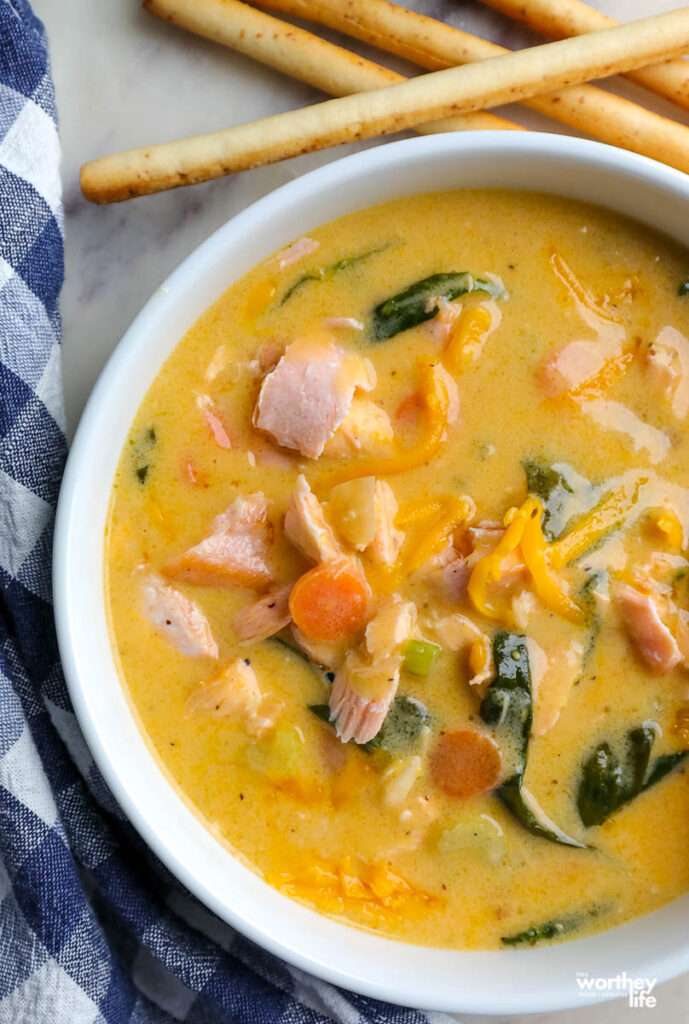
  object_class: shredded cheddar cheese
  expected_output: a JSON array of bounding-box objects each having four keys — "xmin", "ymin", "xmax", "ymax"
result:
[
  {"xmin": 443, "ymin": 305, "xmax": 493, "ymax": 373},
  {"xmin": 272, "ymin": 856, "xmax": 437, "ymax": 923},
  {"xmin": 649, "ymin": 507, "xmax": 684, "ymax": 550},
  {"xmin": 384, "ymin": 496, "xmax": 474, "ymax": 587},
  {"xmin": 549, "ymin": 477, "xmax": 646, "ymax": 568},
  {"xmin": 520, "ymin": 499, "xmax": 584, "ymax": 623},
  {"xmin": 243, "ymin": 277, "xmax": 277, "ymax": 325},
  {"xmin": 565, "ymin": 350, "xmax": 634, "ymax": 399},
  {"xmin": 468, "ymin": 498, "xmax": 583, "ymax": 623}
]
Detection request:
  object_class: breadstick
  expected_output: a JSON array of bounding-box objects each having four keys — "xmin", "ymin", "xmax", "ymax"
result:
[
  {"xmin": 479, "ymin": 0, "xmax": 689, "ymax": 111},
  {"xmin": 143, "ymin": 0, "xmax": 516, "ymax": 134},
  {"xmin": 81, "ymin": 8, "xmax": 689, "ymax": 203},
  {"xmin": 255, "ymin": 0, "xmax": 689, "ymax": 167}
]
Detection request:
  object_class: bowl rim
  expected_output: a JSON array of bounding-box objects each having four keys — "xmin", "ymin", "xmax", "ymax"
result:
[{"xmin": 54, "ymin": 130, "xmax": 689, "ymax": 1015}]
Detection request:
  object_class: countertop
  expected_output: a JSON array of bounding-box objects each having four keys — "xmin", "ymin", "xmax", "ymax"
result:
[{"xmin": 34, "ymin": 0, "xmax": 689, "ymax": 1020}]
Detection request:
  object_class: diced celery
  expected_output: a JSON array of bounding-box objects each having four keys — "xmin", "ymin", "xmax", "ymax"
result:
[
  {"xmin": 435, "ymin": 813, "xmax": 506, "ymax": 863},
  {"xmin": 403, "ymin": 639, "xmax": 441, "ymax": 677},
  {"xmin": 247, "ymin": 725, "xmax": 304, "ymax": 780}
]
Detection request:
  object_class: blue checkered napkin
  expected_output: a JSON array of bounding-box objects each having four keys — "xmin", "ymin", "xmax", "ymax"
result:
[{"xmin": 0, "ymin": 3, "xmax": 453, "ymax": 1022}]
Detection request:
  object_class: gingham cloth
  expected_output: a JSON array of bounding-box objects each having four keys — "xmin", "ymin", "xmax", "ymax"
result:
[{"xmin": 0, "ymin": 3, "xmax": 455, "ymax": 1022}]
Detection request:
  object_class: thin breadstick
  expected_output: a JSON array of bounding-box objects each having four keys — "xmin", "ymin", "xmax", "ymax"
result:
[
  {"xmin": 143, "ymin": 0, "xmax": 517, "ymax": 135},
  {"xmin": 479, "ymin": 0, "xmax": 689, "ymax": 111},
  {"xmin": 81, "ymin": 8, "xmax": 689, "ymax": 203},
  {"xmin": 256, "ymin": 0, "xmax": 689, "ymax": 170}
]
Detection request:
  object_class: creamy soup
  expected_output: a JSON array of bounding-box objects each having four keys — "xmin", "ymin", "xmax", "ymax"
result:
[{"xmin": 106, "ymin": 190, "xmax": 689, "ymax": 951}]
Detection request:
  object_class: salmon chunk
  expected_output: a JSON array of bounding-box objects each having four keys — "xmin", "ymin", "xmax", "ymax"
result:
[
  {"xmin": 330, "ymin": 651, "xmax": 401, "ymax": 745},
  {"xmin": 539, "ymin": 340, "xmax": 611, "ymax": 397},
  {"xmin": 617, "ymin": 584, "xmax": 682, "ymax": 674},
  {"xmin": 186, "ymin": 658, "xmax": 280, "ymax": 736},
  {"xmin": 234, "ymin": 585, "xmax": 292, "ymax": 644},
  {"xmin": 325, "ymin": 398, "xmax": 394, "ymax": 456},
  {"xmin": 284, "ymin": 474, "xmax": 341, "ymax": 563},
  {"xmin": 253, "ymin": 335, "xmax": 376, "ymax": 459},
  {"xmin": 165, "ymin": 492, "xmax": 273, "ymax": 589},
  {"xmin": 142, "ymin": 574, "xmax": 218, "ymax": 659},
  {"xmin": 329, "ymin": 597, "xmax": 416, "ymax": 744},
  {"xmin": 369, "ymin": 480, "xmax": 404, "ymax": 566}
]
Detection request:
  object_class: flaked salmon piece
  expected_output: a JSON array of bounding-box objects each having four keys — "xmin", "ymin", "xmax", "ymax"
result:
[
  {"xmin": 165, "ymin": 492, "xmax": 273, "ymax": 590},
  {"xmin": 271, "ymin": 235, "xmax": 319, "ymax": 269},
  {"xmin": 422, "ymin": 297, "xmax": 463, "ymax": 344},
  {"xmin": 234, "ymin": 585, "xmax": 292, "ymax": 644},
  {"xmin": 369, "ymin": 480, "xmax": 404, "ymax": 566},
  {"xmin": 186, "ymin": 658, "xmax": 280, "ymax": 736},
  {"xmin": 330, "ymin": 650, "xmax": 401, "ymax": 744},
  {"xmin": 365, "ymin": 596, "xmax": 417, "ymax": 659},
  {"xmin": 142, "ymin": 574, "xmax": 218, "ymax": 659},
  {"xmin": 196, "ymin": 394, "xmax": 232, "ymax": 450},
  {"xmin": 512, "ymin": 589, "xmax": 539, "ymax": 629},
  {"xmin": 253, "ymin": 335, "xmax": 376, "ymax": 459},
  {"xmin": 425, "ymin": 611, "xmax": 482, "ymax": 652},
  {"xmin": 538, "ymin": 340, "xmax": 611, "ymax": 397},
  {"xmin": 645, "ymin": 326, "xmax": 689, "ymax": 420},
  {"xmin": 329, "ymin": 597, "xmax": 416, "ymax": 744},
  {"xmin": 325, "ymin": 398, "xmax": 394, "ymax": 456},
  {"xmin": 284, "ymin": 474, "xmax": 341, "ymax": 563},
  {"xmin": 617, "ymin": 583, "xmax": 682, "ymax": 674},
  {"xmin": 531, "ymin": 638, "xmax": 583, "ymax": 736},
  {"xmin": 430, "ymin": 555, "xmax": 471, "ymax": 604}
]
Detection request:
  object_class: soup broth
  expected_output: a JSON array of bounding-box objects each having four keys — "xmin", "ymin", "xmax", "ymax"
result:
[{"xmin": 106, "ymin": 191, "xmax": 689, "ymax": 950}]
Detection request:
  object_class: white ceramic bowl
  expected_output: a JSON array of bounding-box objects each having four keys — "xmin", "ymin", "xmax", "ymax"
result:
[{"xmin": 54, "ymin": 132, "xmax": 689, "ymax": 1015}]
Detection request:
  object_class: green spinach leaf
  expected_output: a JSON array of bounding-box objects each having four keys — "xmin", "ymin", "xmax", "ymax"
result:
[
  {"xmin": 279, "ymin": 243, "xmax": 392, "ymax": 306},
  {"xmin": 480, "ymin": 632, "xmax": 585, "ymax": 848},
  {"xmin": 131, "ymin": 425, "xmax": 156, "ymax": 485},
  {"xmin": 523, "ymin": 459, "xmax": 596, "ymax": 540},
  {"xmin": 308, "ymin": 694, "xmax": 430, "ymax": 756},
  {"xmin": 577, "ymin": 723, "xmax": 688, "ymax": 827},
  {"xmin": 371, "ymin": 271, "xmax": 505, "ymax": 342},
  {"xmin": 501, "ymin": 905, "xmax": 607, "ymax": 947}
]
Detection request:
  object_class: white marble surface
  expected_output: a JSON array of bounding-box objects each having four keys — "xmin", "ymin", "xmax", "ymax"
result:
[{"xmin": 34, "ymin": 0, "xmax": 689, "ymax": 1020}]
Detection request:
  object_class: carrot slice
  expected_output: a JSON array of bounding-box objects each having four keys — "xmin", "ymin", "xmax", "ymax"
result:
[
  {"xmin": 289, "ymin": 559, "xmax": 370, "ymax": 643},
  {"xmin": 430, "ymin": 730, "xmax": 502, "ymax": 799}
]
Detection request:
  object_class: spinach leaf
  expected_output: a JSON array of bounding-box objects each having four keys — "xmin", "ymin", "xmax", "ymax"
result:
[
  {"xmin": 308, "ymin": 694, "xmax": 430, "ymax": 756},
  {"xmin": 644, "ymin": 750, "xmax": 689, "ymax": 788},
  {"xmin": 270, "ymin": 636, "xmax": 334, "ymax": 684},
  {"xmin": 371, "ymin": 271, "xmax": 505, "ymax": 342},
  {"xmin": 131, "ymin": 425, "xmax": 156, "ymax": 485},
  {"xmin": 501, "ymin": 915, "xmax": 581, "ymax": 947},
  {"xmin": 364, "ymin": 695, "xmax": 430, "ymax": 755},
  {"xmin": 279, "ymin": 243, "xmax": 392, "ymax": 306},
  {"xmin": 578, "ymin": 571, "xmax": 606, "ymax": 669},
  {"xmin": 679, "ymin": 280, "xmax": 689, "ymax": 296},
  {"xmin": 501, "ymin": 905, "xmax": 607, "ymax": 947},
  {"xmin": 480, "ymin": 632, "xmax": 585, "ymax": 848},
  {"xmin": 577, "ymin": 723, "xmax": 688, "ymax": 827},
  {"xmin": 308, "ymin": 704, "xmax": 332, "ymax": 724},
  {"xmin": 523, "ymin": 459, "xmax": 596, "ymax": 541},
  {"xmin": 577, "ymin": 743, "xmax": 625, "ymax": 827}
]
